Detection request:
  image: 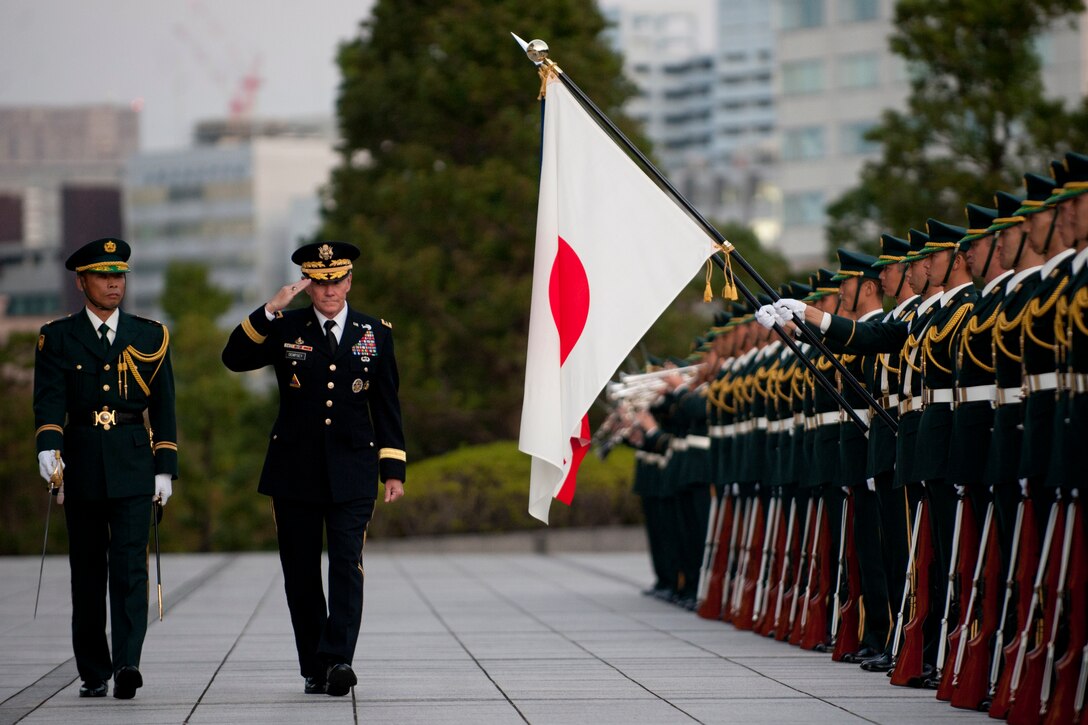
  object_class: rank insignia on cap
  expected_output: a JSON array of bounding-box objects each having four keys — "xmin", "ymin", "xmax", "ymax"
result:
[
  {"xmin": 318, "ymin": 244, "xmax": 333, "ymax": 261},
  {"xmin": 104, "ymin": 240, "xmax": 116, "ymax": 253},
  {"xmin": 352, "ymin": 378, "xmax": 363, "ymax": 393}
]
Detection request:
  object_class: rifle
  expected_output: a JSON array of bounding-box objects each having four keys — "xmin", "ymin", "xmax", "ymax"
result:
[
  {"xmin": 989, "ymin": 497, "xmax": 1042, "ymax": 717},
  {"xmin": 734, "ymin": 494, "xmax": 767, "ymax": 631},
  {"xmin": 1008, "ymin": 498, "xmax": 1070, "ymax": 723},
  {"xmin": 1044, "ymin": 497, "xmax": 1085, "ymax": 724},
  {"xmin": 697, "ymin": 491, "xmax": 733, "ymax": 620},
  {"xmin": 951, "ymin": 501, "xmax": 1000, "ymax": 710},
  {"xmin": 937, "ymin": 492, "xmax": 979, "ymax": 700},
  {"xmin": 784, "ymin": 497, "xmax": 814, "ymax": 643},
  {"xmin": 721, "ymin": 494, "xmax": 751, "ymax": 623},
  {"xmin": 891, "ymin": 496, "xmax": 934, "ymax": 687},
  {"xmin": 831, "ymin": 492, "xmax": 862, "ymax": 661},
  {"xmin": 770, "ymin": 497, "xmax": 799, "ymax": 640},
  {"xmin": 799, "ymin": 498, "xmax": 832, "ymax": 651},
  {"xmin": 790, "ymin": 497, "xmax": 822, "ymax": 645},
  {"xmin": 33, "ymin": 452, "xmax": 64, "ymax": 618},
  {"xmin": 695, "ymin": 485, "xmax": 721, "ymax": 607},
  {"xmin": 750, "ymin": 494, "xmax": 780, "ymax": 631},
  {"xmin": 757, "ymin": 493, "xmax": 789, "ymax": 636}
]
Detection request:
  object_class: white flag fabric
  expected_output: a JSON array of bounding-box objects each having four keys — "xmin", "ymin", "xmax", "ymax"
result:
[{"xmin": 519, "ymin": 73, "xmax": 717, "ymax": 523}]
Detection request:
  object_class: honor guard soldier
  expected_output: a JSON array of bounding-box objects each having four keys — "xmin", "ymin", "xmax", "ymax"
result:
[
  {"xmin": 222, "ymin": 241, "xmax": 406, "ymax": 697},
  {"xmin": 33, "ymin": 238, "xmax": 178, "ymax": 700}
]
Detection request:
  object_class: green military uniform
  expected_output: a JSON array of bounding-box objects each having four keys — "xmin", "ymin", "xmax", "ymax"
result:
[{"xmin": 33, "ymin": 238, "xmax": 178, "ymax": 696}]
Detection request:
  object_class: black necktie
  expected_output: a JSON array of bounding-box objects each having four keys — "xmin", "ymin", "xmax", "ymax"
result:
[
  {"xmin": 324, "ymin": 320, "xmax": 337, "ymax": 354},
  {"xmin": 98, "ymin": 323, "xmax": 111, "ymax": 355}
]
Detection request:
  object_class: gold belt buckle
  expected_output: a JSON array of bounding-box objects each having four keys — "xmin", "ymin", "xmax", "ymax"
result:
[{"xmin": 94, "ymin": 407, "xmax": 116, "ymax": 431}]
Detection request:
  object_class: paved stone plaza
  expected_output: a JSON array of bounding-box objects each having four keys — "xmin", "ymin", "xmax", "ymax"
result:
[{"xmin": 1, "ymin": 545, "xmax": 986, "ymax": 724}]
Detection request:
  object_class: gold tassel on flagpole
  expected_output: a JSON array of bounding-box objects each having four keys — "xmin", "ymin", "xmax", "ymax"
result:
[{"xmin": 704, "ymin": 259, "xmax": 714, "ymax": 302}]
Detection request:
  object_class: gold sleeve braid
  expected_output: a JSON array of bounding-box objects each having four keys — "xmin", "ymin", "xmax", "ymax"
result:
[{"xmin": 119, "ymin": 325, "xmax": 170, "ymax": 397}]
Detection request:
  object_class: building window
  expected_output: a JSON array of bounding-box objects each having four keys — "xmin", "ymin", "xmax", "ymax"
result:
[
  {"xmin": 837, "ymin": 53, "xmax": 879, "ymax": 89},
  {"xmin": 838, "ymin": 0, "xmax": 878, "ymax": 22},
  {"xmin": 840, "ymin": 121, "xmax": 880, "ymax": 155},
  {"xmin": 783, "ymin": 191, "xmax": 825, "ymax": 226},
  {"xmin": 781, "ymin": 60, "xmax": 825, "ymax": 94},
  {"xmin": 782, "ymin": 126, "xmax": 826, "ymax": 160},
  {"xmin": 780, "ymin": 0, "xmax": 824, "ymax": 30}
]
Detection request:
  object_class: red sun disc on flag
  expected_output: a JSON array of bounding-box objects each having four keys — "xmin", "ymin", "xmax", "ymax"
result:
[{"xmin": 549, "ymin": 236, "xmax": 590, "ymax": 365}]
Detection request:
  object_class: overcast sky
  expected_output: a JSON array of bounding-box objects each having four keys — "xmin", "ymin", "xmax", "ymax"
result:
[
  {"xmin": 0, "ymin": 0, "xmax": 374, "ymax": 150},
  {"xmin": 0, "ymin": 0, "xmax": 711, "ymax": 153}
]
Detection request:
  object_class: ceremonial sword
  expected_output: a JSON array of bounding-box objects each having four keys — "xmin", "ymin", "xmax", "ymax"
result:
[
  {"xmin": 152, "ymin": 499, "xmax": 164, "ymax": 621},
  {"xmin": 33, "ymin": 452, "xmax": 63, "ymax": 618}
]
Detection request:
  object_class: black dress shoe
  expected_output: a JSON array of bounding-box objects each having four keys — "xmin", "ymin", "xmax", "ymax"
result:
[
  {"xmin": 841, "ymin": 646, "xmax": 880, "ymax": 663},
  {"xmin": 860, "ymin": 653, "xmax": 895, "ymax": 672},
  {"xmin": 113, "ymin": 666, "xmax": 142, "ymax": 700},
  {"xmin": 304, "ymin": 676, "xmax": 326, "ymax": 694},
  {"xmin": 79, "ymin": 681, "xmax": 107, "ymax": 698},
  {"xmin": 325, "ymin": 664, "xmax": 357, "ymax": 697}
]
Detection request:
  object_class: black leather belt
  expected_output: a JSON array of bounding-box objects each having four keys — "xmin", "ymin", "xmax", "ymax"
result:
[{"xmin": 71, "ymin": 407, "xmax": 145, "ymax": 430}]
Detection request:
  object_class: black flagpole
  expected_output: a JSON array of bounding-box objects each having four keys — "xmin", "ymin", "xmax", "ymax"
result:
[{"xmin": 522, "ymin": 38, "xmax": 895, "ymax": 434}]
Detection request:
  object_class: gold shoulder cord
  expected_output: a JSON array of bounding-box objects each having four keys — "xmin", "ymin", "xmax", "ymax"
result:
[
  {"xmin": 924, "ymin": 303, "xmax": 972, "ymax": 374},
  {"xmin": 119, "ymin": 325, "xmax": 170, "ymax": 398},
  {"xmin": 995, "ymin": 303, "xmax": 1028, "ymax": 363},
  {"xmin": 960, "ymin": 303, "xmax": 1001, "ymax": 373},
  {"xmin": 1072, "ymin": 286, "xmax": 1088, "ymax": 337},
  {"xmin": 903, "ymin": 332, "xmax": 923, "ymax": 373},
  {"xmin": 1023, "ymin": 278, "xmax": 1068, "ymax": 352}
]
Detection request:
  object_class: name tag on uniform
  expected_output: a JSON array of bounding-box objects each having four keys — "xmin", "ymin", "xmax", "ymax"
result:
[{"xmin": 286, "ymin": 350, "xmax": 307, "ymax": 361}]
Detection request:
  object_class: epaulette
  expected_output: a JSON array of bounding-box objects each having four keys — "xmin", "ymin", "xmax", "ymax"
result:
[
  {"xmin": 130, "ymin": 314, "xmax": 165, "ymax": 326},
  {"xmin": 381, "ymin": 319, "xmax": 393, "ymax": 328}
]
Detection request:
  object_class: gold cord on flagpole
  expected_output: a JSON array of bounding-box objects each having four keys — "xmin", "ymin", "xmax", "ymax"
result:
[{"xmin": 705, "ymin": 242, "xmax": 738, "ymax": 302}]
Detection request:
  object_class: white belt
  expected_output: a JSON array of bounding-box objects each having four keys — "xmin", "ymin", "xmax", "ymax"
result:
[
  {"xmin": 899, "ymin": 397, "xmax": 920, "ymax": 415},
  {"xmin": 708, "ymin": 425, "xmax": 727, "ymax": 437},
  {"xmin": 843, "ymin": 408, "xmax": 871, "ymax": 425},
  {"xmin": 879, "ymin": 393, "xmax": 899, "ymax": 410},
  {"xmin": 1073, "ymin": 373, "xmax": 1088, "ymax": 393},
  {"xmin": 995, "ymin": 386, "xmax": 1023, "ymax": 406},
  {"xmin": 724, "ymin": 423, "xmax": 737, "ymax": 436},
  {"xmin": 767, "ymin": 419, "xmax": 781, "ymax": 433},
  {"xmin": 754, "ymin": 417, "xmax": 768, "ymax": 430},
  {"xmin": 956, "ymin": 385, "xmax": 995, "ymax": 405},
  {"xmin": 923, "ymin": 388, "xmax": 954, "ymax": 406},
  {"xmin": 670, "ymin": 438, "xmax": 689, "ymax": 452},
  {"xmin": 793, "ymin": 412, "xmax": 804, "ymax": 427},
  {"xmin": 686, "ymin": 435, "xmax": 711, "ymax": 450},
  {"xmin": 1025, "ymin": 372, "xmax": 1058, "ymax": 394},
  {"xmin": 814, "ymin": 411, "xmax": 839, "ymax": 427}
]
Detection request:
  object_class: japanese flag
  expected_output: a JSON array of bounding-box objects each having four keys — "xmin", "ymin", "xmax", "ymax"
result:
[{"xmin": 519, "ymin": 72, "xmax": 717, "ymax": 523}]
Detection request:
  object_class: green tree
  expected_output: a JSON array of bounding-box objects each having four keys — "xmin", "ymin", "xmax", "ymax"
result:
[
  {"xmin": 160, "ymin": 263, "xmax": 277, "ymax": 552},
  {"xmin": 827, "ymin": 0, "xmax": 1088, "ymax": 254},
  {"xmin": 324, "ymin": 0, "xmax": 643, "ymax": 457}
]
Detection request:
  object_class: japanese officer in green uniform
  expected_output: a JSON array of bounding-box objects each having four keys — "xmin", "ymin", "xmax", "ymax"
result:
[{"xmin": 33, "ymin": 237, "xmax": 178, "ymax": 700}]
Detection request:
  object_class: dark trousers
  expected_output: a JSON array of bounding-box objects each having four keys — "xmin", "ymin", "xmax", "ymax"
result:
[
  {"xmin": 677, "ymin": 483, "xmax": 712, "ymax": 598},
  {"xmin": 641, "ymin": 496, "xmax": 673, "ymax": 591},
  {"xmin": 854, "ymin": 484, "xmax": 891, "ymax": 651},
  {"xmin": 64, "ymin": 495, "xmax": 152, "ymax": 684},
  {"xmin": 272, "ymin": 496, "xmax": 375, "ymax": 678},
  {"xmin": 879, "ymin": 476, "xmax": 910, "ymax": 655}
]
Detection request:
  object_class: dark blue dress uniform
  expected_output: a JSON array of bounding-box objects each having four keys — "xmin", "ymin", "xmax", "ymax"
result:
[
  {"xmin": 222, "ymin": 241, "xmax": 406, "ymax": 689},
  {"xmin": 33, "ymin": 238, "xmax": 178, "ymax": 693}
]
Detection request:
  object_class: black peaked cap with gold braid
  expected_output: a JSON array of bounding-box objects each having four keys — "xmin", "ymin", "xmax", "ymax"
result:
[
  {"xmin": 292, "ymin": 241, "xmax": 360, "ymax": 282},
  {"xmin": 65, "ymin": 238, "xmax": 131, "ymax": 273}
]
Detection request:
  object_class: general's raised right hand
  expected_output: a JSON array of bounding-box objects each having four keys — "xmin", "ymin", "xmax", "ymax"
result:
[{"xmin": 265, "ymin": 278, "xmax": 312, "ymax": 315}]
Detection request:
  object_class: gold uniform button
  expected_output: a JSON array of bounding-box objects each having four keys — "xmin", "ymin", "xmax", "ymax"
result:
[
  {"xmin": 325, "ymin": 418, "xmax": 332, "ymax": 426},
  {"xmin": 102, "ymin": 384, "xmax": 110, "ymax": 391},
  {"xmin": 327, "ymin": 382, "xmax": 335, "ymax": 389},
  {"xmin": 104, "ymin": 364, "xmax": 111, "ymax": 371},
  {"xmin": 326, "ymin": 400, "xmax": 333, "ymax": 408},
  {"xmin": 329, "ymin": 364, "xmax": 337, "ymax": 371}
]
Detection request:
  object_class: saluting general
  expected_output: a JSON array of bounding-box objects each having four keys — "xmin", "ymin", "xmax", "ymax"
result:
[
  {"xmin": 221, "ymin": 241, "xmax": 406, "ymax": 697},
  {"xmin": 33, "ymin": 238, "xmax": 178, "ymax": 700}
]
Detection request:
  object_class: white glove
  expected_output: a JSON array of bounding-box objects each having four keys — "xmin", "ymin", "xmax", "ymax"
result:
[
  {"xmin": 155, "ymin": 474, "xmax": 173, "ymax": 507},
  {"xmin": 866, "ymin": 477, "xmax": 876, "ymax": 492},
  {"xmin": 775, "ymin": 298, "xmax": 807, "ymax": 321},
  {"xmin": 755, "ymin": 305, "xmax": 779, "ymax": 329},
  {"xmin": 37, "ymin": 450, "xmax": 64, "ymax": 484},
  {"xmin": 954, "ymin": 484, "xmax": 966, "ymax": 497},
  {"xmin": 1018, "ymin": 477, "xmax": 1029, "ymax": 498},
  {"xmin": 842, "ymin": 485, "xmax": 851, "ymax": 495}
]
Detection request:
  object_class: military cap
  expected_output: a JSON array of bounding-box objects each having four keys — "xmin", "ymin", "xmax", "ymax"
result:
[
  {"xmin": 960, "ymin": 203, "xmax": 999, "ymax": 244},
  {"xmin": 789, "ymin": 280, "xmax": 813, "ymax": 299},
  {"xmin": 1043, "ymin": 151, "xmax": 1088, "ymax": 204},
  {"xmin": 707, "ymin": 310, "xmax": 732, "ymax": 338},
  {"xmin": 645, "ymin": 355, "xmax": 664, "ymax": 369},
  {"xmin": 65, "ymin": 237, "xmax": 131, "ymax": 273},
  {"xmin": 832, "ymin": 249, "xmax": 880, "ymax": 281},
  {"xmin": 801, "ymin": 270, "xmax": 825, "ymax": 302},
  {"xmin": 918, "ymin": 218, "xmax": 969, "ymax": 257},
  {"xmin": 905, "ymin": 228, "xmax": 930, "ymax": 260},
  {"xmin": 291, "ymin": 241, "xmax": 360, "ymax": 282},
  {"xmin": 668, "ymin": 356, "xmax": 688, "ymax": 367},
  {"xmin": 873, "ymin": 233, "xmax": 910, "ymax": 267},
  {"xmin": 693, "ymin": 336, "xmax": 711, "ymax": 353},
  {"xmin": 987, "ymin": 190, "xmax": 1027, "ymax": 234},
  {"xmin": 1014, "ymin": 172, "xmax": 1059, "ymax": 217},
  {"xmin": 804, "ymin": 268, "xmax": 840, "ymax": 301}
]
